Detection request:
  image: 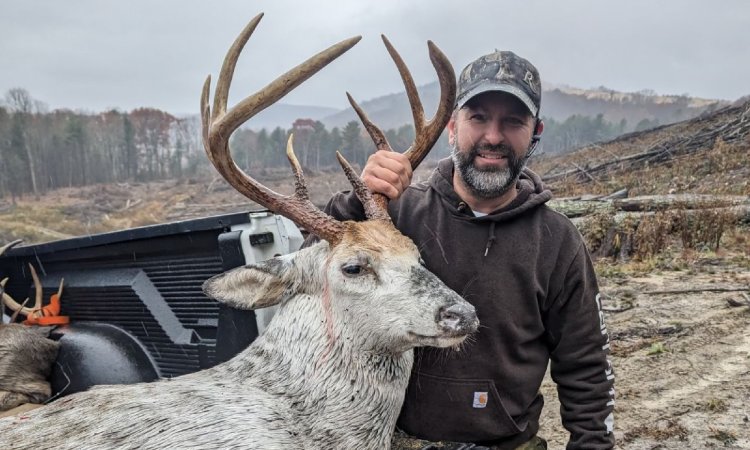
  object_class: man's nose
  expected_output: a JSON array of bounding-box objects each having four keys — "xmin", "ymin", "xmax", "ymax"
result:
[{"xmin": 483, "ymin": 122, "xmax": 504, "ymax": 145}]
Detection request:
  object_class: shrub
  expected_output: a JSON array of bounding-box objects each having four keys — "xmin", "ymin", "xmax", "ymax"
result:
[
  {"xmin": 675, "ymin": 207, "xmax": 736, "ymax": 251},
  {"xmin": 633, "ymin": 211, "xmax": 674, "ymax": 260}
]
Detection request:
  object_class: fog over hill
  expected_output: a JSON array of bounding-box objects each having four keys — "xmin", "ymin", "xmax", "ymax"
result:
[
  {"xmin": 319, "ymin": 82, "xmax": 728, "ymax": 131},
  {"xmin": 239, "ymin": 82, "xmax": 729, "ymax": 133}
]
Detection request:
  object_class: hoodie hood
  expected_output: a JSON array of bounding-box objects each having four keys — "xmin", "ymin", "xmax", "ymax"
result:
[{"xmin": 429, "ymin": 157, "xmax": 552, "ymax": 223}]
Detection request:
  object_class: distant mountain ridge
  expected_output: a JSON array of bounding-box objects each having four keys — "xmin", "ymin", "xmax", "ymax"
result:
[
  {"xmin": 320, "ymin": 82, "xmax": 729, "ymax": 131},
  {"xmin": 239, "ymin": 82, "xmax": 730, "ymax": 132},
  {"xmin": 541, "ymin": 84, "xmax": 727, "ymax": 127}
]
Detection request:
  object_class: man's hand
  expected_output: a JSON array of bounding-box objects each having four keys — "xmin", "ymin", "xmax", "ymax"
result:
[{"xmin": 361, "ymin": 150, "xmax": 413, "ymax": 200}]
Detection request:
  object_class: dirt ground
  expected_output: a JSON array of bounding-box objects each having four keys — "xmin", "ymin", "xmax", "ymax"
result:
[{"xmin": 539, "ymin": 257, "xmax": 750, "ymax": 449}]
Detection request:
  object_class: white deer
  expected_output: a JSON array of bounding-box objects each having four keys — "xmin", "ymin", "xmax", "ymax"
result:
[{"xmin": 0, "ymin": 13, "xmax": 476, "ymax": 450}]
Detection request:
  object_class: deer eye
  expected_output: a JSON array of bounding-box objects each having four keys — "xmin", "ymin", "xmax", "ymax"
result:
[{"xmin": 341, "ymin": 264, "xmax": 364, "ymax": 277}]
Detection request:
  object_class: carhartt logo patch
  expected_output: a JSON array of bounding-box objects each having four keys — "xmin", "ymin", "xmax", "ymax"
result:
[{"xmin": 472, "ymin": 391, "xmax": 488, "ymax": 408}]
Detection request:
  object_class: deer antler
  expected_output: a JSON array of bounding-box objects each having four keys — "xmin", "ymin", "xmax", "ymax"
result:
[
  {"xmin": 0, "ymin": 239, "xmax": 22, "ymax": 257},
  {"xmin": 1, "ymin": 266, "xmax": 40, "ymax": 320},
  {"xmin": 344, "ymin": 36, "xmax": 457, "ymax": 218},
  {"xmin": 0, "ymin": 241, "xmax": 32, "ymax": 323},
  {"xmin": 201, "ymin": 13, "xmax": 360, "ymax": 245}
]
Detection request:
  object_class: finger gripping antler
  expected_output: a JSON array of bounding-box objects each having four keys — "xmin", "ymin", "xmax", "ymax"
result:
[
  {"xmin": 201, "ymin": 14, "xmax": 361, "ymax": 244},
  {"xmin": 345, "ymin": 36, "xmax": 456, "ymax": 217}
]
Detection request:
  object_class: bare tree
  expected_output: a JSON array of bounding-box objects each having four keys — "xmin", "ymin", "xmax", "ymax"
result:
[{"xmin": 4, "ymin": 88, "xmax": 39, "ymax": 197}]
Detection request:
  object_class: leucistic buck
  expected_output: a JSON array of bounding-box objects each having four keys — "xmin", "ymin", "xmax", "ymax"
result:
[{"xmin": 0, "ymin": 13, "xmax": 477, "ymax": 450}]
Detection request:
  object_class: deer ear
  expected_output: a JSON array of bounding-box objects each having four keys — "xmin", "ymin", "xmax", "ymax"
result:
[{"xmin": 203, "ymin": 256, "xmax": 295, "ymax": 310}]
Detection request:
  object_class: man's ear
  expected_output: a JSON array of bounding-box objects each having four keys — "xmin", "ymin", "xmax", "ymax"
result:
[
  {"xmin": 447, "ymin": 114, "xmax": 457, "ymax": 146},
  {"xmin": 535, "ymin": 119, "xmax": 544, "ymax": 136},
  {"xmin": 203, "ymin": 255, "xmax": 296, "ymax": 310}
]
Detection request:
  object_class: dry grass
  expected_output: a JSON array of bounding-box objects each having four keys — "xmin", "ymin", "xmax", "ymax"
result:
[
  {"xmin": 674, "ymin": 207, "xmax": 737, "ymax": 251},
  {"xmin": 0, "ymin": 168, "xmax": 361, "ymax": 245},
  {"xmin": 581, "ymin": 207, "xmax": 739, "ymax": 263},
  {"xmin": 622, "ymin": 419, "xmax": 689, "ymax": 443},
  {"xmin": 535, "ymin": 136, "xmax": 750, "ymax": 198},
  {"xmin": 632, "ymin": 211, "xmax": 674, "ymax": 260}
]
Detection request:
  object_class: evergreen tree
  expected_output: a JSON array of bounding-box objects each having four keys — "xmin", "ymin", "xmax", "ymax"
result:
[{"xmin": 341, "ymin": 121, "xmax": 365, "ymax": 166}]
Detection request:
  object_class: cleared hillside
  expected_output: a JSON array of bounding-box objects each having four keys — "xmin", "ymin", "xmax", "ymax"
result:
[
  {"xmin": 529, "ymin": 99, "xmax": 750, "ymax": 449},
  {"xmin": 532, "ymin": 98, "xmax": 750, "ymax": 197}
]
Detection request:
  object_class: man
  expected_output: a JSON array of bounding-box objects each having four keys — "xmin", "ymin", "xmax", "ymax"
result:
[{"xmin": 323, "ymin": 51, "xmax": 615, "ymax": 449}]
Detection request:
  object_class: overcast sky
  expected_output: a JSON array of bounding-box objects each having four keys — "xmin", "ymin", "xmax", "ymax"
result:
[{"xmin": 1, "ymin": 0, "xmax": 748, "ymax": 116}]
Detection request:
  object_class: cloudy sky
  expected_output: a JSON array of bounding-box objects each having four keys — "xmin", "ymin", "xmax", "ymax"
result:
[{"xmin": 1, "ymin": 0, "xmax": 748, "ymax": 116}]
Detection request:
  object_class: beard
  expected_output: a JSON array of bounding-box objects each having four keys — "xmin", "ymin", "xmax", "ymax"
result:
[{"xmin": 451, "ymin": 140, "xmax": 528, "ymax": 199}]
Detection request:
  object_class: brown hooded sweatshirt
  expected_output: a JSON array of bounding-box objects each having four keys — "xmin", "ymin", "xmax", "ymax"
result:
[{"xmin": 323, "ymin": 158, "xmax": 615, "ymax": 449}]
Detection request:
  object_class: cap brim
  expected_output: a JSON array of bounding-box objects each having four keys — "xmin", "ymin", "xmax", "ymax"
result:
[{"xmin": 456, "ymin": 82, "xmax": 538, "ymax": 117}]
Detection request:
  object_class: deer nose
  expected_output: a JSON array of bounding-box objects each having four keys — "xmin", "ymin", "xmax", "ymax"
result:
[{"xmin": 438, "ymin": 303, "xmax": 478, "ymax": 334}]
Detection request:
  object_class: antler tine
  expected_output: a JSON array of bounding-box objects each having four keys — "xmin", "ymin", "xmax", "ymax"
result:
[
  {"xmin": 206, "ymin": 15, "xmax": 361, "ymax": 143},
  {"xmin": 285, "ymin": 134, "xmax": 309, "ymax": 200},
  {"xmin": 335, "ymin": 152, "xmax": 390, "ymax": 221},
  {"xmin": 9, "ymin": 297, "xmax": 30, "ymax": 324},
  {"xmin": 346, "ymin": 37, "xmax": 456, "ymax": 217},
  {"xmin": 212, "ymin": 13, "xmax": 264, "ymax": 118},
  {"xmin": 202, "ymin": 15, "xmax": 362, "ymax": 244},
  {"xmin": 222, "ymin": 38, "xmax": 362, "ymax": 136},
  {"xmin": 346, "ymin": 92, "xmax": 392, "ymax": 153},
  {"xmin": 28, "ymin": 263, "xmax": 42, "ymax": 311},
  {"xmin": 1, "ymin": 277, "xmax": 35, "ymax": 318},
  {"xmin": 381, "ymin": 35, "xmax": 425, "ymax": 136},
  {"xmin": 405, "ymin": 40, "xmax": 456, "ymax": 168},
  {"xmin": 0, "ymin": 239, "xmax": 22, "ymax": 256}
]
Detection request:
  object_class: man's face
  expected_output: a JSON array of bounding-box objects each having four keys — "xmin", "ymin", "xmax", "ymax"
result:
[{"xmin": 448, "ymin": 91, "xmax": 537, "ymax": 199}]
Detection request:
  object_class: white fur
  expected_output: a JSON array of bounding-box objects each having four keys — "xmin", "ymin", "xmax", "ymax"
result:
[{"xmin": 0, "ymin": 233, "xmax": 476, "ymax": 450}]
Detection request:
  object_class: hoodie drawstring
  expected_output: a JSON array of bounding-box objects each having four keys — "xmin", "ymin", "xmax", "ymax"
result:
[{"xmin": 484, "ymin": 221, "xmax": 496, "ymax": 257}]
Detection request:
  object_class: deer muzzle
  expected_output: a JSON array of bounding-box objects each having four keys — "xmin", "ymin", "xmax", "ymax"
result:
[{"xmin": 437, "ymin": 302, "xmax": 479, "ymax": 336}]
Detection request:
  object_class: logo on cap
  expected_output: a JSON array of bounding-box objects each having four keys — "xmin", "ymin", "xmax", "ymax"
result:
[{"xmin": 524, "ymin": 71, "xmax": 538, "ymax": 94}]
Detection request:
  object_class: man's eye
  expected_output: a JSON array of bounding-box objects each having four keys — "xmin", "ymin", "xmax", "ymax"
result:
[{"xmin": 341, "ymin": 264, "xmax": 363, "ymax": 276}]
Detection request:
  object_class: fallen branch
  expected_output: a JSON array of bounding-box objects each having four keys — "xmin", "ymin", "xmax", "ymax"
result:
[
  {"xmin": 547, "ymin": 199, "xmax": 613, "ymax": 218},
  {"xmin": 643, "ymin": 286, "xmax": 749, "ymax": 295},
  {"xmin": 569, "ymin": 205, "xmax": 750, "ymax": 227},
  {"xmin": 613, "ymin": 194, "xmax": 750, "ymax": 212},
  {"xmin": 118, "ymin": 198, "xmax": 142, "ymax": 212},
  {"xmin": 602, "ymin": 304, "xmax": 635, "ymax": 313},
  {"xmin": 552, "ymin": 195, "xmax": 750, "ymax": 220},
  {"xmin": 570, "ymin": 162, "xmax": 598, "ymax": 183}
]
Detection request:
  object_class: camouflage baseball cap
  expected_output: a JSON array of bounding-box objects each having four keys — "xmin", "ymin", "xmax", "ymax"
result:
[{"xmin": 456, "ymin": 50, "xmax": 542, "ymax": 117}]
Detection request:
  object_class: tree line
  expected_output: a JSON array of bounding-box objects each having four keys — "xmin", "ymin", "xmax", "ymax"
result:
[
  {"xmin": 0, "ymin": 88, "xmax": 638, "ymax": 200},
  {"xmin": 0, "ymin": 89, "xmax": 205, "ymax": 202}
]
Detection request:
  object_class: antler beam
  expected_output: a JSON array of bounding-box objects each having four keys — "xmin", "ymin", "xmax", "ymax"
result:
[{"xmin": 201, "ymin": 13, "xmax": 361, "ymax": 245}]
